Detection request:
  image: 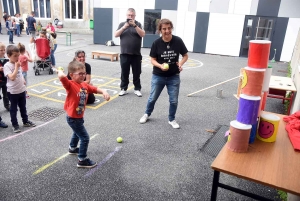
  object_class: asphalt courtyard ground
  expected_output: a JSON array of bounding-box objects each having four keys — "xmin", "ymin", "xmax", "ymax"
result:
[{"xmin": 0, "ymin": 32, "xmax": 288, "ymax": 201}]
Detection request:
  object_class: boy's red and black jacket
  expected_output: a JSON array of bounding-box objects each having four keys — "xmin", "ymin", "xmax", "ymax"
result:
[{"xmin": 0, "ymin": 59, "xmax": 8, "ymax": 83}]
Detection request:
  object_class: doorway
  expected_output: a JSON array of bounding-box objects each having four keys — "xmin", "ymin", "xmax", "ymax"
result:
[{"xmin": 240, "ymin": 16, "xmax": 276, "ymax": 59}]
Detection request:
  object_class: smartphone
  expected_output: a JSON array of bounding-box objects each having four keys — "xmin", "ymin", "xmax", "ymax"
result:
[{"xmin": 127, "ymin": 19, "xmax": 131, "ymax": 22}]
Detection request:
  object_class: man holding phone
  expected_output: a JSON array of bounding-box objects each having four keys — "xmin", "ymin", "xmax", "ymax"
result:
[{"xmin": 115, "ymin": 8, "xmax": 145, "ymax": 97}]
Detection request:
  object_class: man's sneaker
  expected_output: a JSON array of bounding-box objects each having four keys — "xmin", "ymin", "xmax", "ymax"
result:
[
  {"xmin": 119, "ymin": 89, "xmax": 128, "ymax": 96},
  {"xmin": 168, "ymin": 120, "xmax": 180, "ymax": 129},
  {"xmin": 0, "ymin": 121, "xmax": 8, "ymax": 128},
  {"xmin": 139, "ymin": 114, "xmax": 149, "ymax": 124},
  {"xmin": 77, "ymin": 158, "xmax": 97, "ymax": 168},
  {"xmin": 23, "ymin": 121, "xmax": 36, "ymax": 127},
  {"xmin": 69, "ymin": 147, "xmax": 79, "ymax": 155},
  {"xmin": 13, "ymin": 126, "xmax": 21, "ymax": 133},
  {"xmin": 134, "ymin": 90, "xmax": 142, "ymax": 97}
]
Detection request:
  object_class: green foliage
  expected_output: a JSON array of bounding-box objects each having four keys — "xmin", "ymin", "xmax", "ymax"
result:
[
  {"xmin": 284, "ymin": 61, "xmax": 292, "ymax": 114},
  {"xmin": 277, "ymin": 190, "xmax": 287, "ymax": 201},
  {"xmin": 287, "ymin": 61, "xmax": 292, "ymax": 78}
]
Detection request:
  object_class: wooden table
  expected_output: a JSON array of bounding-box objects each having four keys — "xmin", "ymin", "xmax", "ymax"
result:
[
  {"xmin": 210, "ymin": 113, "xmax": 300, "ymax": 200},
  {"xmin": 91, "ymin": 51, "xmax": 119, "ymax": 62},
  {"xmin": 268, "ymin": 76, "xmax": 297, "ymax": 115}
]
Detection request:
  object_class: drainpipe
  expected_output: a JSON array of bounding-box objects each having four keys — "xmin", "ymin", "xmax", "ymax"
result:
[{"xmin": 88, "ymin": 0, "xmax": 90, "ymax": 19}]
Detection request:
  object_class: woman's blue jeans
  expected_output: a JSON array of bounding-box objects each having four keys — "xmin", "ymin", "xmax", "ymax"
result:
[
  {"xmin": 66, "ymin": 116, "xmax": 90, "ymax": 160},
  {"xmin": 50, "ymin": 44, "xmax": 57, "ymax": 66},
  {"xmin": 145, "ymin": 74, "xmax": 180, "ymax": 121}
]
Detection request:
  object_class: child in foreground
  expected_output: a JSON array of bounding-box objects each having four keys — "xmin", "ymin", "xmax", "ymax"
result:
[
  {"xmin": 3, "ymin": 45, "xmax": 36, "ymax": 133},
  {"xmin": 57, "ymin": 61, "xmax": 110, "ymax": 168}
]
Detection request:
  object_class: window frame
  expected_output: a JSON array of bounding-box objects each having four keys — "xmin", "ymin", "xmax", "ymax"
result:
[
  {"xmin": 31, "ymin": 0, "xmax": 51, "ymax": 19},
  {"xmin": 63, "ymin": 0, "xmax": 84, "ymax": 21},
  {"xmin": 1, "ymin": 0, "xmax": 20, "ymax": 16}
]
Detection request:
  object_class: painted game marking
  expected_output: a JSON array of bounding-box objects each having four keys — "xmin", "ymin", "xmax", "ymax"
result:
[
  {"xmin": 26, "ymin": 76, "xmax": 133, "ymax": 109},
  {"xmin": 0, "ymin": 119, "xmax": 56, "ymax": 143},
  {"xmin": 142, "ymin": 55, "xmax": 203, "ymax": 69},
  {"xmin": 33, "ymin": 134, "xmax": 99, "ymax": 175},
  {"xmin": 84, "ymin": 146, "xmax": 122, "ymax": 178}
]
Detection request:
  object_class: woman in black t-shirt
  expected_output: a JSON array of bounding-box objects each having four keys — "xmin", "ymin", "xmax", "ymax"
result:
[{"xmin": 139, "ymin": 19, "xmax": 188, "ymax": 129}]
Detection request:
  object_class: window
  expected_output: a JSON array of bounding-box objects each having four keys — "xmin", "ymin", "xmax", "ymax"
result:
[
  {"xmin": 32, "ymin": 0, "xmax": 51, "ymax": 18},
  {"xmin": 64, "ymin": 0, "xmax": 83, "ymax": 19},
  {"xmin": 144, "ymin": 9, "xmax": 161, "ymax": 35},
  {"xmin": 2, "ymin": 0, "xmax": 20, "ymax": 15},
  {"xmin": 255, "ymin": 18, "xmax": 273, "ymax": 40}
]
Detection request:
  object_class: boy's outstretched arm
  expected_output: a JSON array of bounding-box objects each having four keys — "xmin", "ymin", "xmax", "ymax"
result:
[
  {"xmin": 97, "ymin": 88, "xmax": 110, "ymax": 101},
  {"xmin": 57, "ymin": 68, "xmax": 66, "ymax": 79}
]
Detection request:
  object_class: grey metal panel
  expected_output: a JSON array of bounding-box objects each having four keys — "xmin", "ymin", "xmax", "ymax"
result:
[
  {"xmin": 155, "ymin": 0, "xmax": 178, "ymax": 10},
  {"xmin": 193, "ymin": 12, "xmax": 209, "ymax": 53},
  {"xmin": 143, "ymin": 34, "xmax": 160, "ymax": 48},
  {"xmin": 278, "ymin": 0, "xmax": 300, "ymax": 18},
  {"xmin": 250, "ymin": 0, "xmax": 259, "ymax": 15},
  {"xmin": 257, "ymin": 0, "xmax": 281, "ymax": 17},
  {"xmin": 93, "ymin": 8, "xmax": 113, "ymax": 44},
  {"xmin": 270, "ymin": 17, "xmax": 289, "ymax": 61},
  {"xmin": 210, "ymin": 0, "xmax": 230, "ymax": 14}
]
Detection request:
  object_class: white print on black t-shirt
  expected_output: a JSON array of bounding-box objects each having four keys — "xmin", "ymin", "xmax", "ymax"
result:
[{"xmin": 161, "ymin": 50, "xmax": 177, "ymax": 64}]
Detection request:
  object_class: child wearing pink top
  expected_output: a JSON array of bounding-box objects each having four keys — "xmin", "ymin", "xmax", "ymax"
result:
[
  {"xmin": 46, "ymin": 22, "xmax": 55, "ymax": 33},
  {"xmin": 18, "ymin": 43, "xmax": 33, "ymax": 98}
]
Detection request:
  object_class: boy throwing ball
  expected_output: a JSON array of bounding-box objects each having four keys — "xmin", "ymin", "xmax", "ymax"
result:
[{"xmin": 57, "ymin": 61, "xmax": 110, "ymax": 168}]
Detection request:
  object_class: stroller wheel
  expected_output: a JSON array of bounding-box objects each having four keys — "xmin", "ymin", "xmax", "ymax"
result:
[{"xmin": 35, "ymin": 68, "xmax": 40, "ymax": 76}]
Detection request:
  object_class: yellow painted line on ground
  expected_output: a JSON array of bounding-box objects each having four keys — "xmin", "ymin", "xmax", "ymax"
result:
[
  {"xmin": 41, "ymin": 88, "xmax": 63, "ymax": 97},
  {"xmin": 27, "ymin": 93, "xmax": 65, "ymax": 103},
  {"xmin": 40, "ymin": 83, "xmax": 63, "ymax": 89},
  {"xmin": 33, "ymin": 134, "xmax": 99, "ymax": 175},
  {"xmin": 27, "ymin": 77, "xmax": 58, "ymax": 88}
]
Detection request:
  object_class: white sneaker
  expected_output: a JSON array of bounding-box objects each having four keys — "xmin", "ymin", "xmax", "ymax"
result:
[
  {"xmin": 134, "ymin": 90, "xmax": 142, "ymax": 97},
  {"xmin": 139, "ymin": 114, "xmax": 149, "ymax": 124},
  {"xmin": 168, "ymin": 120, "xmax": 180, "ymax": 129},
  {"xmin": 119, "ymin": 90, "xmax": 127, "ymax": 96}
]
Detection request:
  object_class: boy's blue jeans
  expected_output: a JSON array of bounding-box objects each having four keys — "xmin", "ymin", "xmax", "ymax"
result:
[
  {"xmin": 7, "ymin": 91, "xmax": 28, "ymax": 126},
  {"xmin": 145, "ymin": 74, "xmax": 180, "ymax": 121},
  {"xmin": 8, "ymin": 30, "xmax": 13, "ymax": 42},
  {"xmin": 67, "ymin": 116, "xmax": 90, "ymax": 160},
  {"xmin": 50, "ymin": 44, "xmax": 57, "ymax": 66}
]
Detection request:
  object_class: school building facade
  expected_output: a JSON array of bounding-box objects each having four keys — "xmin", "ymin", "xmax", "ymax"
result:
[
  {"xmin": 1, "ymin": 0, "xmax": 300, "ymax": 62},
  {"xmin": 93, "ymin": 0, "xmax": 300, "ymax": 62},
  {"xmin": 0, "ymin": 0, "xmax": 94, "ymax": 30}
]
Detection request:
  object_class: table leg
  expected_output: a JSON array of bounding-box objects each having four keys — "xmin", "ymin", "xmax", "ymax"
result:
[
  {"xmin": 210, "ymin": 170, "xmax": 220, "ymax": 201},
  {"xmin": 287, "ymin": 91, "xmax": 294, "ymax": 115}
]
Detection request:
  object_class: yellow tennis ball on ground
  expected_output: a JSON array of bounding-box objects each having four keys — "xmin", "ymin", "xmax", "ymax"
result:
[
  {"xmin": 117, "ymin": 137, "xmax": 123, "ymax": 143},
  {"xmin": 163, "ymin": 63, "xmax": 169, "ymax": 70}
]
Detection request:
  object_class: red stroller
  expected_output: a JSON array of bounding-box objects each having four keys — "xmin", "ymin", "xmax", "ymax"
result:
[{"xmin": 33, "ymin": 38, "xmax": 53, "ymax": 75}]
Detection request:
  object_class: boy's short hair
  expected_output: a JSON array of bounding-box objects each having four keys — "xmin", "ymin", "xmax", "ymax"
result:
[
  {"xmin": 68, "ymin": 61, "xmax": 86, "ymax": 73},
  {"xmin": 6, "ymin": 45, "xmax": 20, "ymax": 56},
  {"xmin": 0, "ymin": 43, "xmax": 6, "ymax": 49}
]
